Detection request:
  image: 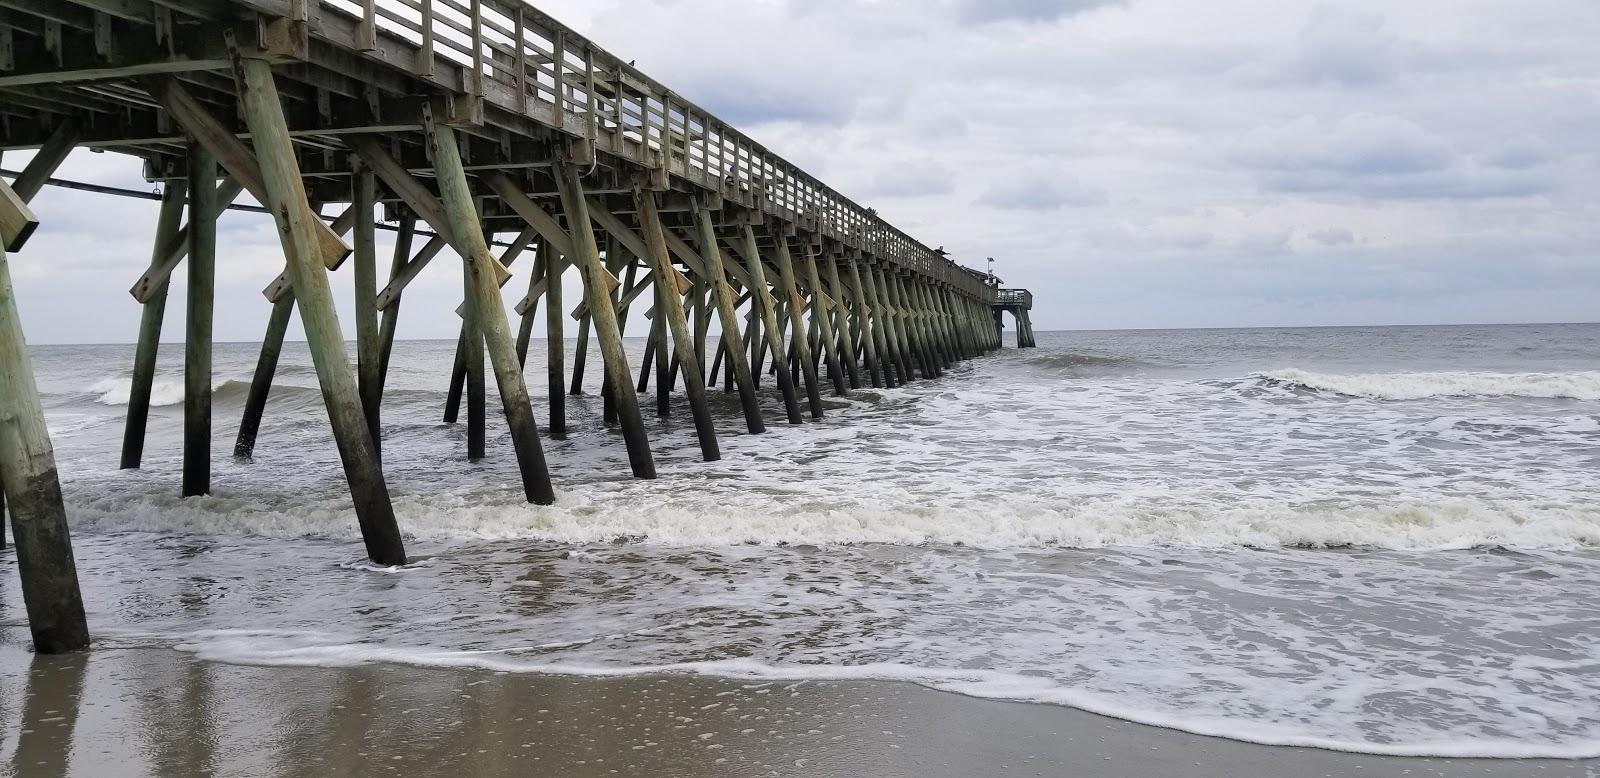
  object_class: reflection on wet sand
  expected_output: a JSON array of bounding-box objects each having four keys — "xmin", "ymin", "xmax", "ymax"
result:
[
  {"xmin": 12, "ymin": 653, "xmax": 85, "ymax": 778},
  {"xmin": 0, "ymin": 639, "xmax": 1593, "ymax": 778}
]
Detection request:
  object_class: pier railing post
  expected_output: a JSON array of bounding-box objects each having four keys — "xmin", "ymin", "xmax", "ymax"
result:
[
  {"xmin": 234, "ymin": 57, "xmax": 406, "ymax": 565},
  {"xmin": 553, "ymin": 158, "xmax": 657, "ymax": 479},
  {"xmin": 182, "ymin": 143, "xmax": 217, "ymax": 497},
  {"xmin": 693, "ymin": 199, "xmax": 766, "ymax": 433},
  {"xmin": 0, "ymin": 241, "xmax": 90, "ymax": 653},
  {"xmin": 427, "ymin": 124, "xmax": 558, "ymax": 501},
  {"xmin": 635, "ymin": 187, "xmax": 720, "ymax": 461},
  {"xmin": 121, "ymin": 180, "xmax": 187, "ymax": 470}
]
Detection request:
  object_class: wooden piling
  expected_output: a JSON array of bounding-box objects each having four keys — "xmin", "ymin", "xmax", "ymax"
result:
[
  {"xmin": 376, "ymin": 215, "xmax": 415, "ymax": 397},
  {"xmin": 600, "ymin": 244, "xmax": 638, "ymax": 427},
  {"xmin": 635, "ymin": 188, "xmax": 720, "ymax": 460},
  {"xmin": 428, "ymin": 124, "xmax": 558, "ymax": 501},
  {"xmin": 859, "ymin": 260, "xmax": 901, "ymax": 386},
  {"xmin": 443, "ymin": 326, "xmax": 468, "ymax": 423},
  {"xmin": 352, "ymin": 163, "xmax": 382, "ymax": 451},
  {"xmin": 881, "ymin": 270, "xmax": 917, "ymax": 379},
  {"xmin": 843, "ymin": 256, "xmax": 886, "ymax": 388},
  {"xmin": 736, "ymin": 226, "xmax": 804, "ymax": 425},
  {"xmin": 120, "ymin": 181, "xmax": 187, "ymax": 470},
  {"xmin": 515, "ymin": 243, "xmax": 546, "ymax": 367},
  {"xmin": 570, "ymin": 313, "xmax": 591, "ymax": 395},
  {"xmin": 911, "ymin": 279, "xmax": 942, "ymax": 369},
  {"xmin": 463, "ymin": 257, "xmax": 486, "ymax": 462},
  {"xmin": 820, "ymin": 249, "xmax": 862, "ymax": 390},
  {"xmin": 693, "ymin": 201, "xmax": 765, "ymax": 433},
  {"xmin": 552, "ymin": 159, "xmax": 656, "ymax": 479},
  {"xmin": 0, "ymin": 243, "xmax": 90, "ymax": 653},
  {"xmin": 234, "ymin": 57, "xmax": 405, "ymax": 565},
  {"xmin": 801, "ymin": 243, "xmax": 849, "ymax": 397},
  {"xmin": 182, "ymin": 144, "xmax": 216, "ymax": 497},
  {"xmin": 545, "ymin": 242, "xmax": 567, "ymax": 438},
  {"xmin": 234, "ymin": 295, "xmax": 294, "ymax": 459},
  {"xmin": 770, "ymin": 234, "xmax": 826, "ymax": 417}
]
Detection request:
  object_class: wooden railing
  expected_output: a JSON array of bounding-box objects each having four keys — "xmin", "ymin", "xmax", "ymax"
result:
[
  {"xmin": 301, "ymin": 0, "xmax": 994, "ymax": 301},
  {"xmin": 996, "ymin": 289, "xmax": 1033, "ymax": 308}
]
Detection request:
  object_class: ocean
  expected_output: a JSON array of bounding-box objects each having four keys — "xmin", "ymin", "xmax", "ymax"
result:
[{"xmin": 6, "ymin": 323, "xmax": 1599, "ymax": 759}]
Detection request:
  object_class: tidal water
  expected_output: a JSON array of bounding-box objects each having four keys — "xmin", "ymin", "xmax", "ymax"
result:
[{"xmin": 5, "ymin": 323, "xmax": 1599, "ymax": 758}]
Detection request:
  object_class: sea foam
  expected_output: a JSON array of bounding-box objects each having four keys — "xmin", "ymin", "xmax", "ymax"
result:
[{"xmin": 1262, "ymin": 368, "xmax": 1600, "ymax": 401}]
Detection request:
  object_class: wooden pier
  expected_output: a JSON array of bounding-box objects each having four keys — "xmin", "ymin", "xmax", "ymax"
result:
[
  {"xmin": 0, "ymin": 0, "xmax": 1018, "ymax": 652},
  {"xmin": 994, "ymin": 289, "xmax": 1038, "ymax": 348}
]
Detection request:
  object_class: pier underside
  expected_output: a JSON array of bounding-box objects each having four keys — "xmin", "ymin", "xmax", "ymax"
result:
[{"xmin": 0, "ymin": 0, "xmax": 1008, "ymax": 651}]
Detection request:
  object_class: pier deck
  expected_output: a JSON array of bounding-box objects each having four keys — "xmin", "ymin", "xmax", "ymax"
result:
[{"xmin": 0, "ymin": 0, "xmax": 1022, "ymax": 651}]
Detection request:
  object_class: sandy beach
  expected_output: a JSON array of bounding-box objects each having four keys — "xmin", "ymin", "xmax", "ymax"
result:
[{"xmin": 0, "ymin": 635, "xmax": 1592, "ymax": 777}]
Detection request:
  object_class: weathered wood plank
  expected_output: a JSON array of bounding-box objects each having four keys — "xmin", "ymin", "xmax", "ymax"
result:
[
  {"xmin": 235, "ymin": 56, "xmax": 404, "ymax": 566},
  {"xmin": 0, "ymin": 243, "xmax": 90, "ymax": 653}
]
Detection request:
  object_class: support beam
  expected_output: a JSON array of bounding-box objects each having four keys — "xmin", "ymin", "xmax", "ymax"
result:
[
  {"xmin": 155, "ymin": 77, "xmax": 350, "ymax": 268},
  {"xmin": 802, "ymin": 243, "xmax": 848, "ymax": 396},
  {"xmin": 768, "ymin": 233, "xmax": 825, "ymax": 418},
  {"xmin": 375, "ymin": 215, "xmax": 415, "ymax": 398},
  {"xmin": 429, "ymin": 123, "xmax": 556, "ymax": 502},
  {"xmin": 128, "ymin": 176, "xmax": 245, "ymax": 303},
  {"xmin": 553, "ymin": 158, "xmax": 656, "ymax": 479},
  {"xmin": 515, "ymin": 243, "xmax": 546, "ymax": 367},
  {"xmin": 0, "ymin": 177, "xmax": 38, "ymax": 252},
  {"xmin": 545, "ymin": 240, "xmax": 567, "ymax": 438},
  {"xmin": 182, "ymin": 144, "xmax": 216, "ymax": 497},
  {"xmin": 121, "ymin": 180, "xmax": 186, "ymax": 470},
  {"xmin": 235, "ymin": 57, "xmax": 405, "ymax": 566},
  {"xmin": 9, "ymin": 119, "xmax": 79, "ymax": 202},
  {"xmin": 635, "ymin": 187, "xmax": 719, "ymax": 461},
  {"xmin": 234, "ymin": 295, "xmax": 294, "ymax": 459},
  {"xmin": 693, "ymin": 201, "xmax": 765, "ymax": 434},
  {"xmin": 352, "ymin": 163, "xmax": 382, "ymax": 451},
  {"xmin": 846, "ymin": 257, "xmax": 888, "ymax": 388},
  {"xmin": 0, "ymin": 243, "xmax": 90, "ymax": 653},
  {"xmin": 350, "ymin": 137, "xmax": 513, "ymax": 288},
  {"xmin": 820, "ymin": 248, "xmax": 861, "ymax": 390}
]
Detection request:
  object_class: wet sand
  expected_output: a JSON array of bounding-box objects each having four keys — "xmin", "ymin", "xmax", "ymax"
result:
[{"xmin": 0, "ymin": 634, "xmax": 1592, "ymax": 777}]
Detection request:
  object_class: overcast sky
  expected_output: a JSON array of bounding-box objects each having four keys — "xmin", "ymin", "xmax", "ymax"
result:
[{"xmin": 6, "ymin": 0, "xmax": 1598, "ymax": 343}]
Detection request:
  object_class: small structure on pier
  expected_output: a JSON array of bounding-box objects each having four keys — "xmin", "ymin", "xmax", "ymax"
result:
[
  {"xmin": 993, "ymin": 289, "xmax": 1037, "ymax": 348},
  {"xmin": 0, "ymin": 0, "xmax": 1028, "ymax": 653}
]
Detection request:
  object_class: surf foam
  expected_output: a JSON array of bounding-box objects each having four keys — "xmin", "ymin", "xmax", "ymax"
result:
[
  {"xmin": 1261, "ymin": 369, "xmax": 1600, "ymax": 401},
  {"xmin": 157, "ymin": 628, "xmax": 1600, "ymax": 760}
]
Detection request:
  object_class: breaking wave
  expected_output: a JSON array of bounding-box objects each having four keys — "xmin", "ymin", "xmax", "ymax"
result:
[
  {"xmin": 60, "ymin": 483, "xmax": 1600, "ymax": 552},
  {"xmin": 89, "ymin": 378, "xmax": 310, "ymax": 407},
  {"xmin": 1025, "ymin": 352, "xmax": 1140, "ymax": 371},
  {"xmin": 1260, "ymin": 368, "xmax": 1600, "ymax": 401}
]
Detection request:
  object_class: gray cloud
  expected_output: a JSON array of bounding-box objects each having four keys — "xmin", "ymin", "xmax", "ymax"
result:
[
  {"xmin": 953, "ymin": 0, "xmax": 1124, "ymax": 24},
  {"xmin": 1308, "ymin": 227, "xmax": 1357, "ymax": 246},
  {"xmin": 1235, "ymin": 6, "xmax": 1406, "ymax": 87},
  {"xmin": 1230, "ymin": 113, "xmax": 1558, "ymax": 200},
  {"xmin": 10, "ymin": 0, "xmax": 1600, "ymax": 341},
  {"xmin": 979, "ymin": 175, "xmax": 1108, "ymax": 210},
  {"xmin": 866, "ymin": 161, "xmax": 957, "ymax": 198}
]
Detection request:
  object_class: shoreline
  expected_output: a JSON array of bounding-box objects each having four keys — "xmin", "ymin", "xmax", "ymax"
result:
[{"xmin": 1, "ymin": 637, "xmax": 1593, "ymax": 777}]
